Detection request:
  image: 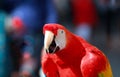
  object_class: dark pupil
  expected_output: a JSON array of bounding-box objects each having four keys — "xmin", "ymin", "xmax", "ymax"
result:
[{"xmin": 61, "ymin": 31, "xmax": 63, "ymax": 33}]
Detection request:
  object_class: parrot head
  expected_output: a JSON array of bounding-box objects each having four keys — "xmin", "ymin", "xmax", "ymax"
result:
[{"xmin": 43, "ymin": 24, "xmax": 68, "ymax": 54}]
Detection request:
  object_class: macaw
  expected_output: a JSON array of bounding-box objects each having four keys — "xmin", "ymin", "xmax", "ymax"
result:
[{"xmin": 41, "ymin": 24, "xmax": 113, "ymax": 77}]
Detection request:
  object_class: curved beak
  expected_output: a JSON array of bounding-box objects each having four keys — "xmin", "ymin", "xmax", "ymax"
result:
[
  {"xmin": 44, "ymin": 31, "xmax": 60, "ymax": 53},
  {"xmin": 44, "ymin": 31, "xmax": 54, "ymax": 53}
]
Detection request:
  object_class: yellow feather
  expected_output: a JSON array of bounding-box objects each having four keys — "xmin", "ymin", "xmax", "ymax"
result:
[{"xmin": 98, "ymin": 64, "xmax": 113, "ymax": 77}]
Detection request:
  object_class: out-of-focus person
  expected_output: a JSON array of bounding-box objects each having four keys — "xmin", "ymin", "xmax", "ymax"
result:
[
  {"xmin": 1, "ymin": 0, "xmax": 58, "ymax": 77},
  {"xmin": 71, "ymin": 0, "xmax": 98, "ymax": 41}
]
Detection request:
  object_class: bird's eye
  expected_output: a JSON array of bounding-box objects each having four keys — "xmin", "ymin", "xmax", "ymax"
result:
[
  {"xmin": 57, "ymin": 29, "xmax": 65, "ymax": 34},
  {"xmin": 61, "ymin": 30, "xmax": 64, "ymax": 34}
]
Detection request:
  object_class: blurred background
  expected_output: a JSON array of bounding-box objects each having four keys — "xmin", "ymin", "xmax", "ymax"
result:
[{"xmin": 0, "ymin": 0, "xmax": 120, "ymax": 77}]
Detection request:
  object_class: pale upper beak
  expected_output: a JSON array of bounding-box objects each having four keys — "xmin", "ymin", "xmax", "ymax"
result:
[
  {"xmin": 44, "ymin": 31, "xmax": 60, "ymax": 53},
  {"xmin": 44, "ymin": 31, "xmax": 54, "ymax": 53}
]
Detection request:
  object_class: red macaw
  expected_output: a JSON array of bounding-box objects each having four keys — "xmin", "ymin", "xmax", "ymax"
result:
[{"xmin": 41, "ymin": 24, "xmax": 113, "ymax": 77}]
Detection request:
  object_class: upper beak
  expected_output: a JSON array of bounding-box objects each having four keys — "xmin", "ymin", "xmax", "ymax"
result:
[
  {"xmin": 44, "ymin": 31, "xmax": 54, "ymax": 53},
  {"xmin": 44, "ymin": 31, "xmax": 60, "ymax": 53}
]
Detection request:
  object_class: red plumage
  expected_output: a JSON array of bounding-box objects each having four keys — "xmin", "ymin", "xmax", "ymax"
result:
[{"xmin": 41, "ymin": 24, "xmax": 113, "ymax": 77}]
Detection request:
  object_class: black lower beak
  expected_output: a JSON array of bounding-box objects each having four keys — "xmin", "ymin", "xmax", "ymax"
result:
[
  {"xmin": 47, "ymin": 37, "xmax": 60, "ymax": 53},
  {"xmin": 49, "ymin": 39, "xmax": 56, "ymax": 53}
]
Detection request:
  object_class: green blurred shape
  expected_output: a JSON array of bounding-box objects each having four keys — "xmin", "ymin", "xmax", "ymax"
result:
[{"xmin": 0, "ymin": 11, "xmax": 8, "ymax": 77}]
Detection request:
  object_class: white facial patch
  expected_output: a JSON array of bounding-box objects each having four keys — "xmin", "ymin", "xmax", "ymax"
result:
[{"xmin": 55, "ymin": 29, "xmax": 66, "ymax": 50}]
